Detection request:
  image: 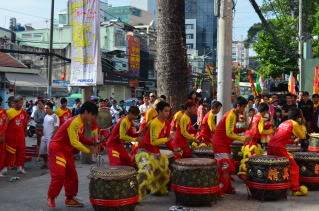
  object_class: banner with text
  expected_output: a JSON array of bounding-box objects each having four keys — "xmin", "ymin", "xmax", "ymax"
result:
[
  {"xmin": 127, "ymin": 33, "xmax": 140, "ymax": 78},
  {"xmin": 69, "ymin": 0, "xmax": 102, "ymax": 86}
]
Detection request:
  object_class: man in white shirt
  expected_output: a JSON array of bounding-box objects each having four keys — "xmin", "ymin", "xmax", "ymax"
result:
[
  {"xmin": 40, "ymin": 102, "xmax": 59, "ymax": 169},
  {"xmin": 139, "ymin": 95, "xmax": 151, "ymax": 123},
  {"xmin": 110, "ymin": 100, "xmax": 123, "ymax": 123}
]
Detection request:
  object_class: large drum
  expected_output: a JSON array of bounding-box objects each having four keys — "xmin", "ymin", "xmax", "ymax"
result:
[
  {"xmin": 308, "ymin": 134, "xmax": 319, "ymax": 152},
  {"xmin": 294, "ymin": 152, "xmax": 319, "ymax": 190},
  {"xmin": 231, "ymin": 141, "xmax": 243, "ymax": 161},
  {"xmin": 89, "ymin": 166, "xmax": 138, "ymax": 211},
  {"xmin": 247, "ymin": 156, "xmax": 290, "ymax": 201},
  {"xmin": 286, "ymin": 144, "xmax": 302, "ymax": 153},
  {"xmin": 192, "ymin": 147, "xmax": 214, "ymax": 159},
  {"xmin": 171, "ymin": 158, "xmax": 219, "ymax": 206}
]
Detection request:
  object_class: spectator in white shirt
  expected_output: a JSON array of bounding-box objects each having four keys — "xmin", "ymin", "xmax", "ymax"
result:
[
  {"xmin": 139, "ymin": 95, "xmax": 151, "ymax": 123},
  {"xmin": 39, "ymin": 102, "xmax": 59, "ymax": 169},
  {"xmin": 149, "ymin": 93, "xmax": 157, "ymax": 108},
  {"xmin": 110, "ymin": 100, "xmax": 123, "ymax": 123}
]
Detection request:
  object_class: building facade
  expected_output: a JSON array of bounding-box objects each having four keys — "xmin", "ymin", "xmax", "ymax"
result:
[
  {"xmin": 232, "ymin": 41, "xmax": 249, "ymax": 68},
  {"xmin": 185, "ymin": 0, "xmax": 218, "ymax": 64},
  {"xmin": 131, "ymin": 0, "xmax": 157, "ymax": 19}
]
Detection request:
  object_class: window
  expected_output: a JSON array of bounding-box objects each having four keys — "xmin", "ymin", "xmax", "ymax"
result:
[
  {"xmin": 21, "ymin": 34, "xmax": 32, "ymax": 39},
  {"xmin": 185, "ymin": 24, "xmax": 194, "ymax": 30},
  {"xmin": 186, "ymin": 44, "xmax": 194, "ymax": 49},
  {"xmin": 186, "ymin": 34, "xmax": 194, "ymax": 39},
  {"xmin": 33, "ymin": 33, "xmax": 42, "ymax": 38}
]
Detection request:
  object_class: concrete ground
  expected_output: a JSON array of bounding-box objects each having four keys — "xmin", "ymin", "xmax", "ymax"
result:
[{"xmin": 1, "ymin": 137, "xmax": 319, "ymax": 211}]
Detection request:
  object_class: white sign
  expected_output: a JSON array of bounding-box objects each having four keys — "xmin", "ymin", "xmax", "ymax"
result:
[{"xmin": 69, "ymin": 0, "xmax": 103, "ymax": 86}]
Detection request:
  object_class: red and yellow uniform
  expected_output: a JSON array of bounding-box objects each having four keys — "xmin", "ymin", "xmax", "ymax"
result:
[
  {"xmin": 47, "ymin": 116, "xmax": 94, "ymax": 199},
  {"xmin": 197, "ymin": 111, "xmax": 216, "ymax": 144},
  {"xmin": 268, "ymin": 120, "xmax": 306, "ymax": 192},
  {"xmin": 106, "ymin": 116, "xmax": 138, "ymax": 166},
  {"xmin": 238, "ymin": 113, "xmax": 273, "ymax": 176},
  {"xmin": 0, "ymin": 109, "xmax": 8, "ymax": 169},
  {"xmin": 245, "ymin": 113, "xmax": 273, "ymax": 146},
  {"xmin": 212, "ymin": 109, "xmax": 245, "ymax": 194},
  {"xmin": 172, "ymin": 113, "xmax": 196, "ymax": 158},
  {"xmin": 139, "ymin": 107, "xmax": 158, "ymax": 135},
  {"xmin": 139, "ymin": 118, "xmax": 173, "ymax": 153},
  {"xmin": 170, "ymin": 111, "xmax": 184, "ymax": 132},
  {"xmin": 56, "ymin": 107, "xmax": 72, "ymax": 126},
  {"xmin": 4, "ymin": 108, "xmax": 28, "ymax": 167}
]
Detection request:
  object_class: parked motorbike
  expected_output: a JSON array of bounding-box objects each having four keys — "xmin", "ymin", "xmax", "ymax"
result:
[{"xmin": 27, "ymin": 119, "xmax": 36, "ymax": 137}]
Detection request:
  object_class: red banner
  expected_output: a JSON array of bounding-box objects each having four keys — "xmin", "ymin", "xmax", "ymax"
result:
[
  {"xmin": 314, "ymin": 65, "xmax": 319, "ymax": 94},
  {"xmin": 127, "ymin": 34, "xmax": 140, "ymax": 77},
  {"xmin": 247, "ymin": 70, "xmax": 258, "ymax": 96}
]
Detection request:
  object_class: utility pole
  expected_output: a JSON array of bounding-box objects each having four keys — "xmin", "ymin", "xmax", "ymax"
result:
[
  {"xmin": 217, "ymin": 0, "xmax": 233, "ymax": 119},
  {"xmin": 47, "ymin": 0, "xmax": 55, "ymax": 98},
  {"xmin": 298, "ymin": 0, "xmax": 304, "ymax": 91}
]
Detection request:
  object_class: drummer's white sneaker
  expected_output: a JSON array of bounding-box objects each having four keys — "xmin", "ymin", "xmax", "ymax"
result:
[
  {"xmin": 0, "ymin": 167, "xmax": 8, "ymax": 176},
  {"xmin": 17, "ymin": 167, "xmax": 26, "ymax": 174}
]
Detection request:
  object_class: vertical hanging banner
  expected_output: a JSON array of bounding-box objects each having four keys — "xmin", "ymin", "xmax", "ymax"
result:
[
  {"xmin": 314, "ymin": 65, "xmax": 319, "ymax": 94},
  {"xmin": 127, "ymin": 33, "xmax": 140, "ymax": 78},
  {"xmin": 69, "ymin": 0, "xmax": 103, "ymax": 86}
]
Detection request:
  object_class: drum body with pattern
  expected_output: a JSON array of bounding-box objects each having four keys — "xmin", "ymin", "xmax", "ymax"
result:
[
  {"xmin": 308, "ymin": 134, "xmax": 319, "ymax": 152},
  {"xmin": 285, "ymin": 144, "xmax": 301, "ymax": 153},
  {"xmin": 192, "ymin": 147, "xmax": 214, "ymax": 159},
  {"xmin": 294, "ymin": 152, "xmax": 319, "ymax": 190},
  {"xmin": 171, "ymin": 158, "xmax": 219, "ymax": 206},
  {"xmin": 247, "ymin": 155, "xmax": 290, "ymax": 201},
  {"xmin": 89, "ymin": 166, "xmax": 138, "ymax": 211}
]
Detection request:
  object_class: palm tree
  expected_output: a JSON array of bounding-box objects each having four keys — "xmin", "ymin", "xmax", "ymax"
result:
[{"xmin": 156, "ymin": 0, "xmax": 190, "ymax": 109}]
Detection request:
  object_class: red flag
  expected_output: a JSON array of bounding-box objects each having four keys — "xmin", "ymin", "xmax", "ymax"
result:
[
  {"xmin": 314, "ymin": 65, "xmax": 319, "ymax": 94},
  {"xmin": 247, "ymin": 70, "xmax": 258, "ymax": 96},
  {"xmin": 288, "ymin": 72, "xmax": 296, "ymax": 95}
]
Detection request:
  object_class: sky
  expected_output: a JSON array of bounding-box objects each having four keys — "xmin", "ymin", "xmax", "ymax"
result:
[{"xmin": 0, "ymin": 0, "xmax": 262, "ymax": 40}]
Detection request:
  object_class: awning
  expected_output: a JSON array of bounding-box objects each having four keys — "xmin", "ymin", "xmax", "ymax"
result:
[
  {"xmin": 18, "ymin": 42, "xmax": 69, "ymax": 50},
  {"xmin": 5, "ymin": 73, "xmax": 48, "ymax": 88}
]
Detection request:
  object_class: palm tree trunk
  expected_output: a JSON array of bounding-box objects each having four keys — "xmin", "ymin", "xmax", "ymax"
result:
[{"xmin": 156, "ymin": 0, "xmax": 190, "ymax": 109}]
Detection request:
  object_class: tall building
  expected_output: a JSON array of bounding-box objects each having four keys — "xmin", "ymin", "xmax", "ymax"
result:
[
  {"xmin": 131, "ymin": 0, "xmax": 157, "ymax": 19},
  {"xmin": 102, "ymin": 6, "xmax": 153, "ymax": 26},
  {"xmin": 232, "ymin": 41, "xmax": 249, "ymax": 68},
  {"xmin": 185, "ymin": 0, "xmax": 218, "ymax": 64}
]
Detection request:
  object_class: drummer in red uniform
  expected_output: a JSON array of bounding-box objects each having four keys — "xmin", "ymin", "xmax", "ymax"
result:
[
  {"xmin": 238, "ymin": 103, "xmax": 274, "ymax": 177},
  {"xmin": 212, "ymin": 96, "xmax": 250, "ymax": 194},
  {"xmin": 268, "ymin": 107, "xmax": 308, "ymax": 196},
  {"xmin": 1, "ymin": 96, "xmax": 28, "ymax": 175},
  {"xmin": 47, "ymin": 102, "xmax": 99, "ymax": 208},
  {"xmin": 106, "ymin": 106, "xmax": 140, "ymax": 166},
  {"xmin": 197, "ymin": 100, "xmax": 222, "ymax": 144},
  {"xmin": 56, "ymin": 97, "xmax": 72, "ymax": 126},
  {"xmin": 0, "ymin": 97, "xmax": 8, "ymax": 177},
  {"xmin": 172, "ymin": 100, "xmax": 198, "ymax": 158}
]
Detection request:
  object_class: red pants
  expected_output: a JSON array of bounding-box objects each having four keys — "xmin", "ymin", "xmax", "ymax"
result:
[
  {"xmin": 268, "ymin": 146, "xmax": 300, "ymax": 191},
  {"xmin": 47, "ymin": 142, "xmax": 78, "ymax": 199},
  {"xmin": 107, "ymin": 144, "xmax": 134, "ymax": 166},
  {"xmin": 216, "ymin": 157, "xmax": 235, "ymax": 194},
  {"xmin": 4, "ymin": 138, "xmax": 25, "ymax": 167},
  {"xmin": 0, "ymin": 143, "xmax": 5, "ymax": 169}
]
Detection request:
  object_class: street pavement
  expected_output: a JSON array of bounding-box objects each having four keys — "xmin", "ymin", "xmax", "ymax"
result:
[{"xmin": 1, "ymin": 137, "xmax": 319, "ymax": 211}]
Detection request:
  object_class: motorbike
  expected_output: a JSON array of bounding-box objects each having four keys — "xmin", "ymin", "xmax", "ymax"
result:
[{"xmin": 27, "ymin": 119, "xmax": 36, "ymax": 137}]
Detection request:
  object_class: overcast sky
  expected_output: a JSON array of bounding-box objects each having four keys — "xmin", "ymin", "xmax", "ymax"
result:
[{"xmin": 0, "ymin": 0, "xmax": 262, "ymax": 40}]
